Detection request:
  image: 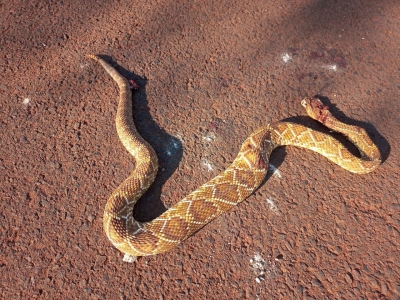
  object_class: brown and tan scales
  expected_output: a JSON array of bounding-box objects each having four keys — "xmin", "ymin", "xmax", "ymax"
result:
[{"xmin": 88, "ymin": 54, "xmax": 381, "ymax": 262}]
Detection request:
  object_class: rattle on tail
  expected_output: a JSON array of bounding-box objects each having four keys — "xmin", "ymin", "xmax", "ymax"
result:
[{"xmin": 87, "ymin": 54, "xmax": 381, "ymax": 262}]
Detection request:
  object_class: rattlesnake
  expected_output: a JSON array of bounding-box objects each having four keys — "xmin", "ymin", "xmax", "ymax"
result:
[{"xmin": 88, "ymin": 54, "xmax": 381, "ymax": 262}]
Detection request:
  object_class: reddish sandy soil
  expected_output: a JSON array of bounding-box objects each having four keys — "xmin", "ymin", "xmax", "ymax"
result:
[{"xmin": 1, "ymin": 0, "xmax": 400, "ymax": 299}]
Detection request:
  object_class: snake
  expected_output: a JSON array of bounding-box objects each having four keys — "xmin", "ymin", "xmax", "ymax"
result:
[{"xmin": 87, "ymin": 54, "xmax": 381, "ymax": 262}]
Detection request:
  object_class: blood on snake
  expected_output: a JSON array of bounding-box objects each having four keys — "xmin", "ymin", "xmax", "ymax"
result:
[{"xmin": 87, "ymin": 54, "xmax": 381, "ymax": 263}]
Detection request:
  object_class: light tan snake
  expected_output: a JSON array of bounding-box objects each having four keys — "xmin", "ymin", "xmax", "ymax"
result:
[{"xmin": 88, "ymin": 54, "xmax": 381, "ymax": 262}]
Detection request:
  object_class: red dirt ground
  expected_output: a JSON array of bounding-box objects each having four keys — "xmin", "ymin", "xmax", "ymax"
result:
[{"xmin": 1, "ymin": 0, "xmax": 399, "ymax": 299}]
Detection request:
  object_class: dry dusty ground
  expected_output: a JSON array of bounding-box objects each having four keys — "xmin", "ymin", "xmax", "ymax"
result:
[{"xmin": 1, "ymin": 0, "xmax": 400, "ymax": 299}]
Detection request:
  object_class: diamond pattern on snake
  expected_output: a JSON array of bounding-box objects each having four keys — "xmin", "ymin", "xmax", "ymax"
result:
[{"xmin": 88, "ymin": 54, "xmax": 381, "ymax": 263}]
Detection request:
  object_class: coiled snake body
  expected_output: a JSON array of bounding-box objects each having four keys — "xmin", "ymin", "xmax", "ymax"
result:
[{"xmin": 88, "ymin": 55, "xmax": 381, "ymax": 262}]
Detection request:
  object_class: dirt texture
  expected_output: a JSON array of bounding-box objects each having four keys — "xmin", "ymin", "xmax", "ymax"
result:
[{"xmin": 1, "ymin": 0, "xmax": 399, "ymax": 299}]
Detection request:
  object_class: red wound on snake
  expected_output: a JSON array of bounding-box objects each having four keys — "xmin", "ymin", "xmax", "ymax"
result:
[
  {"xmin": 129, "ymin": 79, "xmax": 139, "ymax": 90},
  {"xmin": 306, "ymin": 97, "xmax": 333, "ymax": 125}
]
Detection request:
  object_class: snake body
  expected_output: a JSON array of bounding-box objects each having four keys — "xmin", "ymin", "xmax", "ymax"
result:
[{"xmin": 88, "ymin": 55, "xmax": 381, "ymax": 262}]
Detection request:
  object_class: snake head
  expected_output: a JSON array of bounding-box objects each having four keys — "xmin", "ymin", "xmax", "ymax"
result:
[{"xmin": 301, "ymin": 97, "xmax": 332, "ymax": 125}]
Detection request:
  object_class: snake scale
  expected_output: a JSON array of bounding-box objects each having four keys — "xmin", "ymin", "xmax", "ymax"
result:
[{"xmin": 88, "ymin": 54, "xmax": 381, "ymax": 262}]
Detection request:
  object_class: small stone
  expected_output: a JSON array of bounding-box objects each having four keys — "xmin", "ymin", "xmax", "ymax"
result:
[{"xmin": 49, "ymin": 161, "xmax": 61, "ymax": 169}]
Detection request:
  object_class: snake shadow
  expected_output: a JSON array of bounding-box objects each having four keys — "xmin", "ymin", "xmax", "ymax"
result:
[{"xmin": 100, "ymin": 55, "xmax": 183, "ymax": 222}]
